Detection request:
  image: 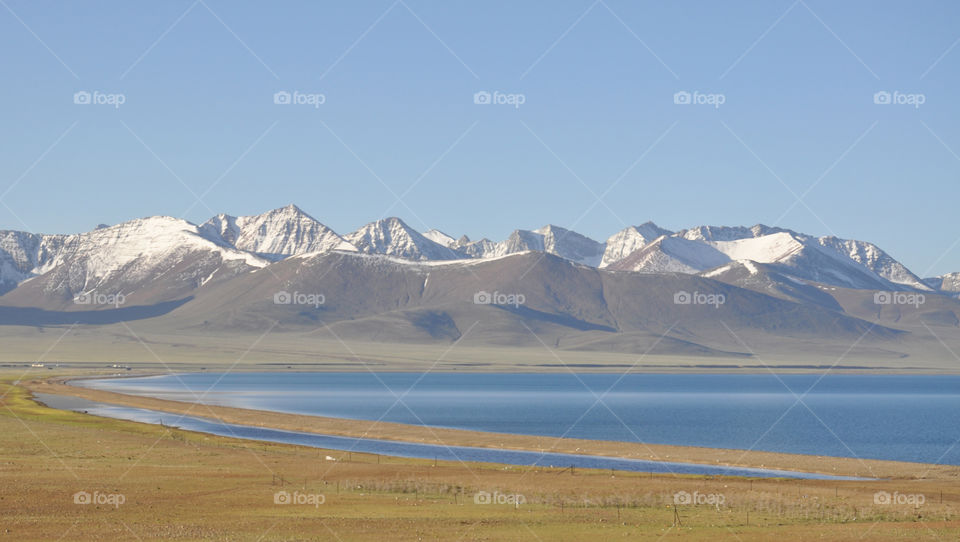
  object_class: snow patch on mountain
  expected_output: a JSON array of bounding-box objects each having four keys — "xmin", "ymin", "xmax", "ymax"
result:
[
  {"xmin": 702, "ymin": 260, "xmax": 761, "ymax": 278},
  {"xmin": 708, "ymin": 232, "xmax": 806, "ymax": 263},
  {"xmin": 422, "ymin": 229, "xmax": 457, "ymax": 247},
  {"xmin": 680, "ymin": 224, "xmax": 785, "ymax": 242},
  {"xmin": 295, "ymin": 248, "xmax": 537, "ymax": 269},
  {"xmin": 610, "ymin": 237, "xmax": 729, "ymax": 274}
]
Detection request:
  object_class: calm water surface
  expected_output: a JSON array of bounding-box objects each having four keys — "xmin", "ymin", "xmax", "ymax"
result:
[
  {"xmin": 77, "ymin": 372, "xmax": 960, "ymax": 465},
  {"xmin": 38, "ymin": 393, "xmax": 857, "ymax": 479}
]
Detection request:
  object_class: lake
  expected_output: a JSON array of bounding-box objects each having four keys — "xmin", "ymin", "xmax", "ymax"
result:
[
  {"xmin": 37, "ymin": 393, "xmax": 859, "ymax": 480},
  {"xmin": 76, "ymin": 372, "xmax": 960, "ymax": 465}
]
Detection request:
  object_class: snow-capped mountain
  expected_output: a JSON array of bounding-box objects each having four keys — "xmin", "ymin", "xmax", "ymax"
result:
[
  {"xmin": 609, "ymin": 225, "xmax": 930, "ymax": 292},
  {"xmin": 817, "ymin": 236, "xmax": 929, "ymax": 290},
  {"xmin": 345, "ymin": 217, "xmax": 462, "ymax": 261},
  {"xmin": 0, "ymin": 216, "xmax": 267, "ymax": 307},
  {"xmin": 925, "ymin": 272, "xmax": 960, "ymax": 293},
  {"xmin": 0, "ymin": 231, "xmax": 44, "ymax": 294},
  {"xmin": 533, "ymin": 225, "xmax": 605, "ymax": 266},
  {"xmin": 453, "ymin": 236, "xmax": 497, "ymax": 258},
  {"xmin": 348, "ymin": 221, "xmax": 604, "ymax": 264},
  {"xmin": 672, "ymin": 225, "xmax": 927, "ymax": 287},
  {"xmin": 451, "ymin": 225, "xmax": 605, "ymax": 266},
  {"xmin": 200, "ymin": 204, "xmax": 355, "ymax": 260},
  {"xmin": 0, "ymin": 206, "xmax": 952, "ymax": 311},
  {"xmin": 2, "ymin": 205, "xmax": 958, "ymax": 364},
  {"xmin": 599, "ymin": 222, "xmax": 672, "ymax": 268}
]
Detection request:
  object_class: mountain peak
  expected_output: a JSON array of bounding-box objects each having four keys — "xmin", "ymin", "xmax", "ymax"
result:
[
  {"xmin": 199, "ymin": 205, "xmax": 353, "ymax": 260},
  {"xmin": 261, "ymin": 203, "xmax": 315, "ymax": 221},
  {"xmin": 599, "ymin": 223, "xmax": 671, "ymax": 267},
  {"xmin": 494, "ymin": 225, "xmax": 603, "ymax": 266},
  {"xmin": 637, "ymin": 220, "xmax": 666, "ymax": 231},
  {"xmin": 533, "ymin": 224, "xmax": 563, "ymax": 234},
  {"xmin": 345, "ymin": 217, "xmax": 460, "ymax": 261}
]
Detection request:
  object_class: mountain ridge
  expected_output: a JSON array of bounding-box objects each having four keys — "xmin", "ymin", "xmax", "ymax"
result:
[
  {"xmin": 0, "ymin": 205, "xmax": 954, "ymax": 308},
  {"xmin": 2, "ymin": 207, "xmax": 960, "ymax": 363}
]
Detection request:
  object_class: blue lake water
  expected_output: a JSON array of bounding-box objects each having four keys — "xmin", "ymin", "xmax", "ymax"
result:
[
  {"xmin": 36, "ymin": 393, "xmax": 855, "ymax": 480},
  {"xmin": 76, "ymin": 372, "xmax": 960, "ymax": 466}
]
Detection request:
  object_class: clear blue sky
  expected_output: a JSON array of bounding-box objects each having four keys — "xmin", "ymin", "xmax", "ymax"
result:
[{"xmin": 1, "ymin": 1, "xmax": 958, "ymax": 276}]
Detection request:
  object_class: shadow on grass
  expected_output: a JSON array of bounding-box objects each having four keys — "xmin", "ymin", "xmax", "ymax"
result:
[{"xmin": 0, "ymin": 297, "xmax": 191, "ymax": 326}]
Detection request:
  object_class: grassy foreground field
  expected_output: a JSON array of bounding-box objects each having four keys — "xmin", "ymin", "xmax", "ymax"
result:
[{"xmin": 2, "ymin": 372, "xmax": 960, "ymax": 540}]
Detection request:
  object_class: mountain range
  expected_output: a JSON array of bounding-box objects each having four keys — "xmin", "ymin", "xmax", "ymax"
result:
[{"xmin": 1, "ymin": 204, "xmax": 958, "ymax": 365}]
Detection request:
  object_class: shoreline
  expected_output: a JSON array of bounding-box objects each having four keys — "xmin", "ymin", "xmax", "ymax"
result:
[
  {"xmin": 10, "ymin": 361, "xmax": 960, "ymax": 375},
  {"xmin": 36, "ymin": 391, "xmax": 859, "ymax": 480},
  {"xmin": 25, "ymin": 375, "xmax": 960, "ymax": 481}
]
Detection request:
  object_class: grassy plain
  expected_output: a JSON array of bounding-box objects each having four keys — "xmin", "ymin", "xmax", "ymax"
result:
[{"xmin": 2, "ymin": 369, "xmax": 960, "ymax": 540}]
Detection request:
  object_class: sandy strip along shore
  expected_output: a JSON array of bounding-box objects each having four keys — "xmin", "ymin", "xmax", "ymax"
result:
[{"xmin": 25, "ymin": 376, "xmax": 960, "ymax": 481}]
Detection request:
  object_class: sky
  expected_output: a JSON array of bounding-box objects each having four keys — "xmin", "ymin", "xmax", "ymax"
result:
[{"xmin": 1, "ymin": 0, "xmax": 959, "ymax": 276}]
